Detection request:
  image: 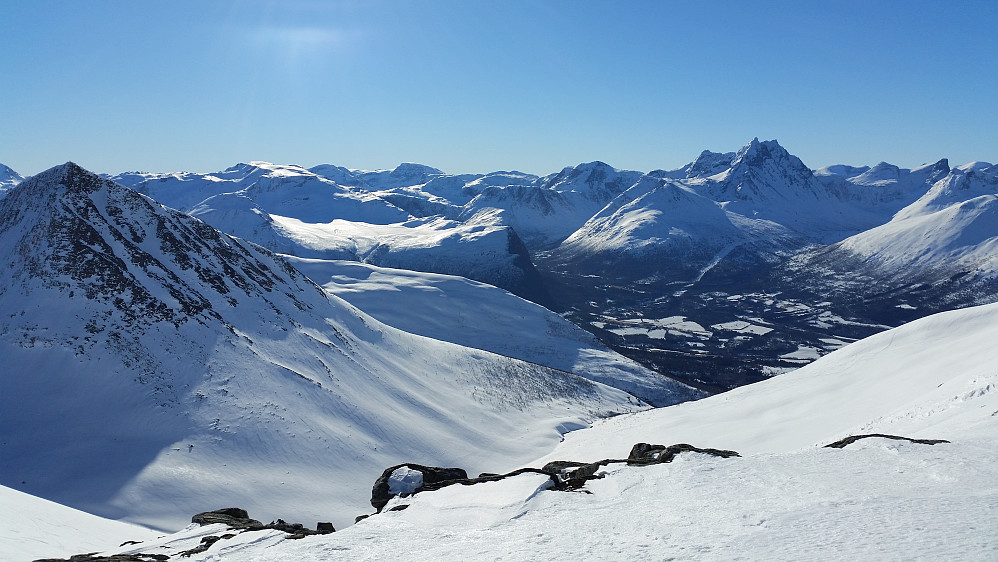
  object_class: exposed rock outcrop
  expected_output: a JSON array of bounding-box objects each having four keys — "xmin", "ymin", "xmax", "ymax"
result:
[
  {"xmin": 823, "ymin": 434, "xmax": 950, "ymax": 449},
  {"xmin": 367, "ymin": 442, "xmax": 743, "ymax": 512},
  {"xmin": 370, "ymin": 464, "xmax": 469, "ymax": 512}
]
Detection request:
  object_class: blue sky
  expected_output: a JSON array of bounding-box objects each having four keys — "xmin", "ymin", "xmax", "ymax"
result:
[{"xmin": 2, "ymin": 0, "xmax": 996, "ymax": 176}]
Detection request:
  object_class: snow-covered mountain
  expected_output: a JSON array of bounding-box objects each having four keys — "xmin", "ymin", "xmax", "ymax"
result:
[
  {"xmin": 0, "ymin": 162, "xmax": 23, "ymax": 198},
  {"xmin": 547, "ymin": 174, "xmax": 800, "ymax": 283},
  {"xmin": 0, "ymin": 484, "xmax": 159, "ymax": 561},
  {"xmin": 0, "ymin": 163, "xmax": 651, "ymax": 532},
  {"xmin": 111, "ymin": 162, "xmax": 552, "ymax": 304},
  {"xmin": 782, "ymin": 161, "xmax": 998, "ymax": 314},
  {"xmin": 28, "ymin": 298, "xmax": 998, "ymax": 561},
  {"xmin": 457, "ymin": 161, "xmax": 644, "ymax": 249}
]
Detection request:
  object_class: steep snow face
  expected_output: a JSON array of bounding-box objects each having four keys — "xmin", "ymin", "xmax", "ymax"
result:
[
  {"xmin": 835, "ymin": 193, "xmax": 998, "ymax": 274},
  {"xmin": 0, "ymin": 162, "xmax": 24, "ymax": 198},
  {"xmin": 555, "ymin": 177, "xmax": 738, "ymax": 267},
  {"xmin": 537, "ymin": 161, "xmax": 642, "ymax": 203},
  {"xmin": 0, "ymin": 163, "xmax": 646, "ymax": 531},
  {"xmin": 284, "ymin": 258, "xmax": 702, "ymax": 406},
  {"xmin": 460, "ymin": 184, "xmax": 583, "ymax": 248}
]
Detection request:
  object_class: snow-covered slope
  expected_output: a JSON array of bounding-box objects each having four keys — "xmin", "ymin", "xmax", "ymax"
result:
[
  {"xmin": 60, "ymin": 298, "xmax": 998, "ymax": 561},
  {"xmin": 265, "ymin": 214, "xmax": 552, "ymax": 305},
  {"xmin": 550, "ymin": 174, "xmax": 799, "ymax": 282},
  {"xmin": 284, "ymin": 257, "xmax": 702, "ymax": 406},
  {"xmin": 544, "ymin": 300, "xmax": 998, "ymax": 459},
  {"xmin": 0, "ymin": 485, "xmax": 158, "ymax": 562},
  {"xmin": 0, "ymin": 163, "xmax": 646, "ymax": 532}
]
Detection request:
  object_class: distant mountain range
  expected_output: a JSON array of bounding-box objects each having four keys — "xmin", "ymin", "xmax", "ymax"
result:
[
  {"xmin": 5, "ymin": 137, "xmax": 985, "ymax": 391},
  {"xmin": 2, "ymin": 144, "xmax": 996, "ymax": 390}
]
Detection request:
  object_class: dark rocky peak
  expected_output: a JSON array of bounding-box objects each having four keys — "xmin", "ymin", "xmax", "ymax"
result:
[
  {"xmin": 730, "ymin": 138, "xmax": 802, "ymax": 171},
  {"xmin": 929, "ymin": 158, "xmax": 950, "ymax": 177},
  {"xmin": 1, "ymin": 163, "xmax": 116, "ymax": 222},
  {"xmin": 901, "ymin": 158, "xmax": 950, "ymax": 186},
  {"xmin": 40, "ymin": 161, "xmax": 108, "ymax": 195}
]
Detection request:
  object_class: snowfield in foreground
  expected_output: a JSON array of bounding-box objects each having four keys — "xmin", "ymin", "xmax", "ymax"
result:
[
  {"xmin": 0, "ymin": 485, "xmax": 158, "ymax": 562},
  {"xmin": 14, "ymin": 300, "xmax": 998, "ymax": 561}
]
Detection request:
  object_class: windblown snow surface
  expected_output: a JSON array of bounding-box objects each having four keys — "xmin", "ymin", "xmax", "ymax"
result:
[
  {"xmin": 0, "ymin": 485, "xmax": 158, "ymax": 562},
  {"xmin": 26, "ymin": 301, "xmax": 998, "ymax": 561}
]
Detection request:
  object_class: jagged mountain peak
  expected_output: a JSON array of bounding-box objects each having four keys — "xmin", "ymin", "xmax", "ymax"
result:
[
  {"xmin": 729, "ymin": 138, "xmax": 800, "ymax": 171},
  {"xmin": 693, "ymin": 139, "xmax": 818, "ymax": 202},
  {"xmin": 15, "ymin": 161, "xmax": 107, "ymax": 200},
  {"xmin": 925, "ymin": 157, "xmax": 950, "ymax": 176}
]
